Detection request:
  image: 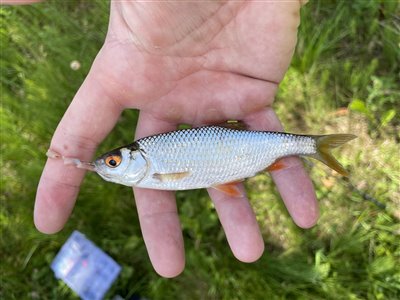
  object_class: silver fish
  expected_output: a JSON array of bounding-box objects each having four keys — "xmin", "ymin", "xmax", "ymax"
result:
[{"xmin": 47, "ymin": 125, "xmax": 356, "ymax": 196}]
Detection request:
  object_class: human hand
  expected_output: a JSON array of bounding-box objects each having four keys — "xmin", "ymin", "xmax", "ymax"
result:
[{"xmin": 34, "ymin": 1, "xmax": 318, "ymax": 277}]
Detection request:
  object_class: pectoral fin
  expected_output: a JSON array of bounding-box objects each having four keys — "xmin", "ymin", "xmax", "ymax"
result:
[
  {"xmin": 212, "ymin": 182, "xmax": 244, "ymax": 197},
  {"xmin": 153, "ymin": 171, "xmax": 190, "ymax": 182}
]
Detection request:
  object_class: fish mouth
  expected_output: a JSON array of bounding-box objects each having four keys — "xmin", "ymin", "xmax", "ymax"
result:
[
  {"xmin": 62, "ymin": 158, "xmax": 96, "ymax": 171},
  {"xmin": 75, "ymin": 161, "xmax": 96, "ymax": 171}
]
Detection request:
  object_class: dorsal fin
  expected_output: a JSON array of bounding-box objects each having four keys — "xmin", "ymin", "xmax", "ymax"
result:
[{"xmin": 214, "ymin": 120, "xmax": 247, "ymax": 130}]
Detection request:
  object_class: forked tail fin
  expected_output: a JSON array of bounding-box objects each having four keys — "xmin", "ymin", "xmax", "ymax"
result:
[{"xmin": 309, "ymin": 134, "xmax": 357, "ymax": 176}]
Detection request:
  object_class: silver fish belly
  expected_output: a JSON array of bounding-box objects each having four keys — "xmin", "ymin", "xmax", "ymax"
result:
[{"xmin": 135, "ymin": 126, "xmax": 316, "ymax": 190}]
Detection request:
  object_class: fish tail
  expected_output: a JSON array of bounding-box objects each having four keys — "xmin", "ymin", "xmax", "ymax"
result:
[{"xmin": 309, "ymin": 134, "xmax": 357, "ymax": 176}]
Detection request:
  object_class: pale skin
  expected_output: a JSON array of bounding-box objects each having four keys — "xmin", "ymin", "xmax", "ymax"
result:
[{"xmin": 6, "ymin": 0, "xmax": 319, "ymax": 277}]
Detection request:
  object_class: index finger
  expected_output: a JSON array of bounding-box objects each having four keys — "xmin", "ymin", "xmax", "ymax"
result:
[{"xmin": 34, "ymin": 61, "xmax": 123, "ymax": 233}]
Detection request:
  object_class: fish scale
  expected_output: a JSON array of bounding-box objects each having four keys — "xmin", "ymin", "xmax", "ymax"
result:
[
  {"xmin": 47, "ymin": 125, "xmax": 355, "ymax": 192},
  {"xmin": 48, "ymin": 125, "xmax": 355, "ymax": 192},
  {"xmin": 135, "ymin": 126, "xmax": 316, "ymax": 190}
]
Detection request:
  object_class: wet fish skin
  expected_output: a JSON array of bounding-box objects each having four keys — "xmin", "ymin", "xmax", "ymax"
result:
[{"xmin": 92, "ymin": 126, "xmax": 356, "ymax": 191}]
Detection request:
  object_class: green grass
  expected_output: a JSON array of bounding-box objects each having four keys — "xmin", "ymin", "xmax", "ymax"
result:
[{"xmin": 1, "ymin": 1, "xmax": 399, "ymax": 299}]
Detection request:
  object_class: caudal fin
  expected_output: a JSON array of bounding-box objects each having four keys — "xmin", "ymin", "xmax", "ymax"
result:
[{"xmin": 310, "ymin": 134, "xmax": 357, "ymax": 176}]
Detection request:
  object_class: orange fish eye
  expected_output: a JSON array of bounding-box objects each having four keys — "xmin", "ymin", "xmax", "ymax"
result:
[{"xmin": 105, "ymin": 155, "xmax": 122, "ymax": 168}]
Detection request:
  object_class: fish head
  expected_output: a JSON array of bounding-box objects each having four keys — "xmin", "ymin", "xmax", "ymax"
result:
[{"xmin": 93, "ymin": 143, "xmax": 148, "ymax": 186}]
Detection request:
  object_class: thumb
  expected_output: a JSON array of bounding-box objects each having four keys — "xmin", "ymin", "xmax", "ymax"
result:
[{"xmin": 34, "ymin": 50, "xmax": 123, "ymax": 233}]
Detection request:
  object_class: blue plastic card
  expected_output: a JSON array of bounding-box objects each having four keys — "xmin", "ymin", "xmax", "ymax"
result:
[{"xmin": 51, "ymin": 231, "xmax": 121, "ymax": 300}]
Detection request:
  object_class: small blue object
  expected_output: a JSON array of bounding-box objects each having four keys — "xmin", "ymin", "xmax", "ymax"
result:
[{"xmin": 51, "ymin": 231, "xmax": 121, "ymax": 300}]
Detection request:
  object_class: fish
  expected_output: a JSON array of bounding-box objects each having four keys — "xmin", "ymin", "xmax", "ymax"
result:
[{"xmin": 47, "ymin": 125, "xmax": 356, "ymax": 197}]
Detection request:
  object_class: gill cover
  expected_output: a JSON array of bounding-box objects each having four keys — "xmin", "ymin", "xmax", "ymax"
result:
[{"xmin": 94, "ymin": 144, "xmax": 148, "ymax": 186}]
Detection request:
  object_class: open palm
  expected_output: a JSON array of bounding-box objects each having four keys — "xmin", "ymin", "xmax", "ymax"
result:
[{"xmin": 35, "ymin": 1, "xmax": 318, "ymax": 277}]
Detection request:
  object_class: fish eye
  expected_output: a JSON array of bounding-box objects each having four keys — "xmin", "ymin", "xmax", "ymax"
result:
[{"xmin": 105, "ymin": 155, "xmax": 122, "ymax": 168}]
